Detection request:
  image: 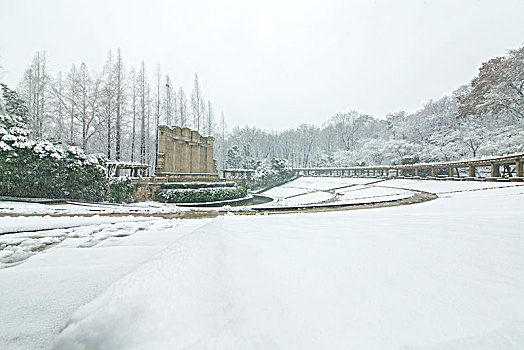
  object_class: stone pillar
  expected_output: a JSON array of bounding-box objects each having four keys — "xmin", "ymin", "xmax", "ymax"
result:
[
  {"xmin": 191, "ymin": 144, "xmax": 201, "ymax": 173},
  {"xmin": 182, "ymin": 141, "xmax": 191, "ymax": 173},
  {"xmin": 469, "ymin": 165, "xmax": 476, "ymax": 177},
  {"xmin": 207, "ymin": 137, "xmax": 215, "ymax": 173},
  {"xmin": 491, "ymin": 163, "xmax": 500, "ymax": 177},
  {"xmin": 398, "ymin": 169, "xmax": 403, "ymax": 176},
  {"xmin": 415, "ymin": 168, "xmax": 419, "ymax": 176},
  {"xmin": 516, "ymin": 161, "xmax": 523, "ymax": 177},
  {"xmin": 448, "ymin": 167, "xmax": 453, "ymax": 177},
  {"xmin": 430, "ymin": 167, "xmax": 435, "ymax": 177},
  {"xmin": 200, "ymin": 145, "xmax": 207, "ymax": 173}
]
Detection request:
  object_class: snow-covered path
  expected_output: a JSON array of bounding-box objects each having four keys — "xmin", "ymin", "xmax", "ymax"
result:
[{"xmin": 54, "ymin": 183, "xmax": 524, "ymax": 349}]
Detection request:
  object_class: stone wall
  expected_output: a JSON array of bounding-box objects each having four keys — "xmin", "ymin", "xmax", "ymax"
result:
[{"xmin": 156, "ymin": 126, "xmax": 218, "ymax": 176}]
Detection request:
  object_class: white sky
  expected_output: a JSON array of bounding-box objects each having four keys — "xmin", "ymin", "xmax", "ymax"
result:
[{"xmin": 0, "ymin": 0, "xmax": 523, "ymax": 130}]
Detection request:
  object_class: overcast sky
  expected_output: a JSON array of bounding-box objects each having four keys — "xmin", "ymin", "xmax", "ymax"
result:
[{"xmin": 0, "ymin": 0, "xmax": 523, "ymax": 130}]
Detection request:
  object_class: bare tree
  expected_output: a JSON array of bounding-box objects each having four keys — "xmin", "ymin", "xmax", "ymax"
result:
[
  {"xmin": 18, "ymin": 51, "xmax": 49, "ymax": 139},
  {"xmin": 49, "ymin": 71, "xmax": 65, "ymax": 142},
  {"xmin": 162, "ymin": 74, "xmax": 175, "ymax": 126},
  {"xmin": 177, "ymin": 87, "xmax": 188, "ymax": 127},
  {"xmin": 190, "ymin": 73, "xmax": 204, "ymax": 132},
  {"xmin": 205, "ymin": 100, "xmax": 215, "ymax": 136},
  {"xmin": 129, "ymin": 68, "xmax": 137, "ymax": 162},
  {"xmin": 138, "ymin": 62, "xmax": 148, "ymax": 164},
  {"xmin": 153, "ymin": 64, "xmax": 162, "ymax": 170},
  {"xmin": 101, "ymin": 51, "xmax": 115, "ymax": 158},
  {"xmin": 114, "ymin": 49, "xmax": 126, "ymax": 161}
]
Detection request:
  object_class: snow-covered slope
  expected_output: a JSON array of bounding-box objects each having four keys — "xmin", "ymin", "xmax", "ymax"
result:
[{"xmin": 53, "ymin": 183, "xmax": 524, "ymax": 349}]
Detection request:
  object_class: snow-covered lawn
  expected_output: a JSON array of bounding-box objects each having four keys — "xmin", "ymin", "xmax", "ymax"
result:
[
  {"xmin": 0, "ymin": 218, "xmax": 213, "ymax": 349},
  {"xmin": 336, "ymin": 185, "xmax": 413, "ymax": 202},
  {"xmin": 0, "ymin": 216, "xmax": 164, "ymax": 268},
  {"xmin": 0, "ymin": 200, "xmax": 183, "ymax": 215},
  {"xmin": 386, "ymin": 178, "xmax": 522, "ymax": 193},
  {"xmin": 263, "ymin": 177, "xmax": 379, "ymax": 198},
  {"xmin": 272, "ymin": 190, "xmax": 335, "ymax": 206},
  {"xmin": 0, "ymin": 215, "xmax": 160, "ymax": 235},
  {"xmin": 49, "ymin": 182, "xmax": 524, "ymax": 349},
  {"xmin": 2, "ymin": 178, "xmax": 524, "ymax": 349},
  {"xmin": 262, "ymin": 177, "xmax": 413, "ymax": 207}
]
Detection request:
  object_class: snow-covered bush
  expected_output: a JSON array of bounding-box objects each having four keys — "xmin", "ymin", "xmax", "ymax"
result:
[
  {"xmin": 249, "ymin": 157, "xmax": 293, "ymax": 189},
  {"xmin": 155, "ymin": 186, "xmax": 247, "ymax": 203},
  {"xmin": 0, "ymin": 83, "xmax": 108, "ymax": 201},
  {"xmin": 107, "ymin": 177, "xmax": 137, "ymax": 203},
  {"xmin": 160, "ymin": 182, "xmax": 237, "ymax": 190}
]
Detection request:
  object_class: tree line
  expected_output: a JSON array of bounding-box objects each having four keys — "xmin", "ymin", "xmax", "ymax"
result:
[
  {"xmin": 10, "ymin": 45, "xmax": 524, "ymax": 173},
  {"xmin": 16, "ymin": 50, "xmax": 219, "ymax": 166},
  {"xmin": 222, "ymin": 45, "xmax": 524, "ymax": 170}
]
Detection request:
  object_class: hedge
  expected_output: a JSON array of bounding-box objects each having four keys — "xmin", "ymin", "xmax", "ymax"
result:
[
  {"xmin": 160, "ymin": 182, "xmax": 237, "ymax": 190},
  {"xmin": 155, "ymin": 186, "xmax": 247, "ymax": 203}
]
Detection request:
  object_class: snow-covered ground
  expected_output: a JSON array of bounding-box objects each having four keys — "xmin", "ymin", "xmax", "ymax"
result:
[
  {"xmin": 263, "ymin": 176, "xmax": 380, "ymax": 198},
  {"xmin": 0, "ymin": 215, "xmax": 160, "ymax": 234},
  {"xmin": 2, "ymin": 178, "xmax": 524, "ymax": 349},
  {"xmin": 49, "ymin": 180, "xmax": 524, "ymax": 349},
  {"xmin": 271, "ymin": 191, "xmax": 335, "ymax": 206},
  {"xmin": 0, "ymin": 200, "xmax": 183, "ymax": 215},
  {"xmin": 0, "ymin": 218, "xmax": 213, "ymax": 349},
  {"xmin": 262, "ymin": 176, "xmax": 411, "ymax": 207},
  {"xmin": 0, "ymin": 216, "xmax": 163, "ymax": 268}
]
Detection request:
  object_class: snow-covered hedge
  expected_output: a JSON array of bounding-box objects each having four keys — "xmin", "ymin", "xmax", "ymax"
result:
[
  {"xmin": 249, "ymin": 157, "xmax": 294, "ymax": 189},
  {"xmin": 155, "ymin": 186, "xmax": 247, "ymax": 203},
  {"xmin": 0, "ymin": 83, "xmax": 108, "ymax": 201},
  {"xmin": 160, "ymin": 182, "xmax": 236, "ymax": 190}
]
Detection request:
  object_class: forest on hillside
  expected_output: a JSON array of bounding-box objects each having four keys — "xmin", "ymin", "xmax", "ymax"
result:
[
  {"xmin": 3, "ymin": 45, "xmax": 524, "ymax": 171},
  {"xmin": 223, "ymin": 46, "xmax": 524, "ymax": 170}
]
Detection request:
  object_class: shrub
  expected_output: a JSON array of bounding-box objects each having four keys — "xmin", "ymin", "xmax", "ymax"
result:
[
  {"xmin": 249, "ymin": 157, "xmax": 294, "ymax": 189},
  {"xmin": 155, "ymin": 186, "xmax": 247, "ymax": 203},
  {"xmin": 160, "ymin": 182, "xmax": 236, "ymax": 190},
  {"xmin": 107, "ymin": 177, "xmax": 137, "ymax": 203},
  {"xmin": 0, "ymin": 83, "xmax": 108, "ymax": 201}
]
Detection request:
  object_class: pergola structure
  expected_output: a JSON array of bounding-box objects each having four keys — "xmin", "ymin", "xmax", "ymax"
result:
[{"xmin": 106, "ymin": 161, "xmax": 150, "ymax": 178}]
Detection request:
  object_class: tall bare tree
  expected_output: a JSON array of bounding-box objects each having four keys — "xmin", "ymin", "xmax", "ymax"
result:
[
  {"xmin": 205, "ymin": 100, "xmax": 215, "ymax": 136},
  {"xmin": 177, "ymin": 87, "xmax": 188, "ymax": 127},
  {"xmin": 138, "ymin": 62, "xmax": 148, "ymax": 164},
  {"xmin": 114, "ymin": 49, "xmax": 126, "ymax": 161},
  {"xmin": 101, "ymin": 51, "xmax": 115, "ymax": 158},
  {"xmin": 190, "ymin": 73, "xmax": 204, "ymax": 132},
  {"xmin": 129, "ymin": 68, "xmax": 137, "ymax": 162},
  {"xmin": 162, "ymin": 74, "xmax": 175, "ymax": 126},
  {"xmin": 18, "ymin": 51, "xmax": 49, "ymax": 139}
]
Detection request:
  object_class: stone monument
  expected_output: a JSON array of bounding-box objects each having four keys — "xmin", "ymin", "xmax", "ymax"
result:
[{"xmin": 155, "ymin": 125, "xmax": 218, "ymax": 181}]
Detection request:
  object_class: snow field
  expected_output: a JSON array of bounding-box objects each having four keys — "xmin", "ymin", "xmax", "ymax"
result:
[
  {"xmin": 386, "ymin": 178, "xmax": 523, "ymax": 194},
  {"xmin": 273, "ymin": 191, "xmax": 335, "ymax": 206},
  {"xmin": 0, "ymin": 215, "xmax": 161, "ymax": 234},
  {"xmin": 263, "ymin": 177, "xmax": 413, "ymax": 207},
  {"xmin": 54, "ymin": 184, "xmax": 524, "ymax": 349},
  {"xmin": 0, "ymin": 218, "xmax": 214, "ymax": 350},
  {"xmin": 0, "ymin": 218, "xmax": 161, "ymax": 268},
  {"xmin": 0, "ymin": 200, "xmax": 183, "ymax": 215}
]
